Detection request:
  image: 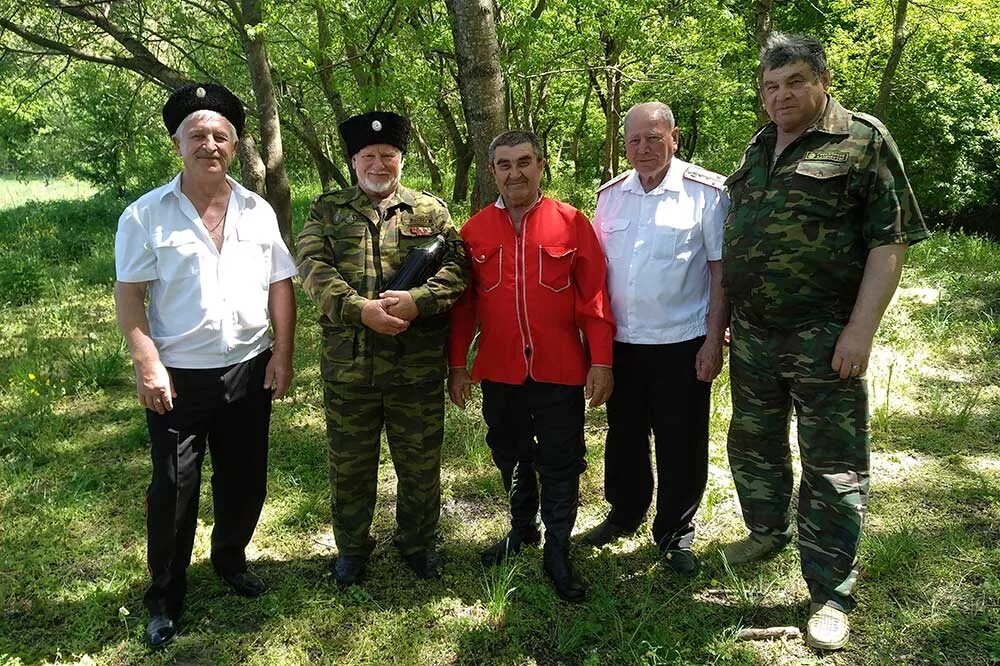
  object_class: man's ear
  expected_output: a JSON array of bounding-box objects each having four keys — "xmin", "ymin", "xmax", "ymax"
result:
[
  {"xmin": 820, "ymin": 69, "xmax": 832, "ymax": 91},
  {"xmin": 172, "ymin": 136, "xmax": 181, "ymax": 156}
]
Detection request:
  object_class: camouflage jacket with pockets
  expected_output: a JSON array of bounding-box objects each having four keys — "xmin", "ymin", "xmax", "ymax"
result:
[
  {"xmin": 722, "ymin": 95, "xmax": 929, "ymax": 327},
  {"xmin": 297, "ymin": 185, "xmax": 470, "ymax": 386}
]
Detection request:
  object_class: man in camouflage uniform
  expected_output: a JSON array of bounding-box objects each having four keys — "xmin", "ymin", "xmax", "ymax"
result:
[
  {"xmin": 722, "ymin": 34, "xmax": 928, "ymax": 650},
  {"xmin": 297, "ymin": 111, "xmax": 469, "ymax": 585}
]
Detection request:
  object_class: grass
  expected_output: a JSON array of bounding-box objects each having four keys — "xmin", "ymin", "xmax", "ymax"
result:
[{"xmin": 1, "ymin": 179, "xmax": 999, "ymax": 665}]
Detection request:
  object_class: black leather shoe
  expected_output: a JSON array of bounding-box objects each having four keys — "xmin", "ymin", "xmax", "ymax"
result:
[
  {"xmin": 543, "ymin": 548, "xmax": 587, "ymax": 603},
  {"xmin": 403, "ymin": 549, "xmax": 443, "ymax": 580},
  {"xmin": 332, "ymin": 555, "xmax": 367, "ymax": 587},
  {"xmin": 146, "ymin": 614, "xmax": 178, "ymax": 650},
  {"xmin": 221, "ymin": 570, "xmax": 267, "ymax": 597},
  {"xmin": 663, "ymin": 549, "xmax": 698, "ymax": 576},
  {"xmin": 578, "ymin": 517, "xmax": 641, "ymax": 548},
  {"xmin": 480, "ymin": 526, "xmax": 542, "ymax": 567}
]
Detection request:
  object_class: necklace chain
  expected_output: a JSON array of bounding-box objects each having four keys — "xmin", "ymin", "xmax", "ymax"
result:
[{"xmin": 203, "ymin": 208, "xmax": 227, "ymax": 235}]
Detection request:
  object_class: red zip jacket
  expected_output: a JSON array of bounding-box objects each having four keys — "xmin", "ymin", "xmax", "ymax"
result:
[{"xmin": 448, "ymin": 196, "xmax": 615, "ymax": 386}]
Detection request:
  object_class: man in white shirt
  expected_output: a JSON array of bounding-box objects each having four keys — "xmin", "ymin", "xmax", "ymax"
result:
[
  {"xmin": 114, "ymin": 82, "xmax": 297, "ymax": 649},
  {"xmin": 583, "ymin": 102, "xmax": 728, "ymax": 575}
]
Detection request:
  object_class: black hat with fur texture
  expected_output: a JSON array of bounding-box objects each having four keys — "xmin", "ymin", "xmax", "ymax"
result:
[
  {"xmin": 162, "ymin": 82, "xmax": 246, "ymax": 137},
  {"xmin": 339, "ymin": 111, "xmax": 410, "ymax": 158}
]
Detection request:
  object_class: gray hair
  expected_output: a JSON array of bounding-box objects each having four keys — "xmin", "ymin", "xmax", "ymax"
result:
[
  {"xmin": 759, "ymin": 32, "xmax": 828, "ymax": 78},
  {"xmin": 623, "ymin": 102, "xmax": 675, "ymax": 133},
  {"xmin": 488, "ymin": 130, "xmax": 543, "ymax": 164},
  {"xmin": 172, "ymin": 109, "xmax": 239, "ymax": 143}
]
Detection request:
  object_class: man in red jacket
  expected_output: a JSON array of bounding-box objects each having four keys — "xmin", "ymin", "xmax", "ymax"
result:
[{"xmin": 448, "ymin": 130, "xmax": 615, "ymax": 602}]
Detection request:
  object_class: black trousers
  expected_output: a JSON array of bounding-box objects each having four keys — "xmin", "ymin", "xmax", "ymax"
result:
[
  {"xmin": 481, "ymin": 380, "xmax": 586, "ymax": 546},
  {"xmin": 143, "ymin": 349, "xmax": 272, "ymax": 618},
  {"xmin": 603, "ymin": 338, "xmax": 711, "ymax": 551}
]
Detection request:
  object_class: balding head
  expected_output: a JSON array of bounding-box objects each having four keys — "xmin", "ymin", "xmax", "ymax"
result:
[{"xmin": 624, "ymin": 102, "xmax": 675, "ymax": 135}]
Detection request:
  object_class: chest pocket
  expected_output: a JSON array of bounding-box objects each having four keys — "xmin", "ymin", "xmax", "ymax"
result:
[
  {"xmin": 600, "ymin": 217, "xmax": 631, "ymax": 260},
  {"xmin": 233, "ymin": 224, "xmax": 272, "ymax": 287},
  {"xmin": 153, "ymin": 229, "xmax": 202, "ymax": 283},
  {"xmin": 325, "ymin": 223, "xmax": 368, "ymax": 284},
  {"xmin": 539, "ymin": 245, "xmax": 576, "ymax": 292},
  {"xmin": 471, "ymin": 244, "xmax": 502, "ymax": 292},
  {"xmin": 787, "ymin": 160, "xmax": 851, "ymax": 222}
]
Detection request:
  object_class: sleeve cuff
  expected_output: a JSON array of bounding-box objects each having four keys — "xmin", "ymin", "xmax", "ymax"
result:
[
  {"xmin": 410, "ymin": 285, "xmax": 436, "ymax": 318},
  {"xmin": 342, "ymin": 294, "xmax": 367, "ymax": 326}
]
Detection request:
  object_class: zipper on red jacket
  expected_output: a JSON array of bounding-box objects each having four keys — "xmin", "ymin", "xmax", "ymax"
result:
[{"xmin": 503, "ymin": 197, "xmax": 542, "ymax": 381}]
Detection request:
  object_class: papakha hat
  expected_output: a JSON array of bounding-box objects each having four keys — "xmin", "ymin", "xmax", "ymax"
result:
[
  {"xmin": 339, "ymin": 111, "xmax": 410, "ymax": 158},
  {"xmin": 162, "ymin": 82, "xmax": 246, "ymax": 137}
]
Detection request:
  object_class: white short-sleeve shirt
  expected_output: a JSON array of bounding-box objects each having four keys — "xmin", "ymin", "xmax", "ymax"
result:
[
  {"xmin": 594, "ymin": 158, "xmax": 727, "ymax": 345},
  {"xmin": 115, "ymin": 173, "xmax": 297, "ymax": 369}
]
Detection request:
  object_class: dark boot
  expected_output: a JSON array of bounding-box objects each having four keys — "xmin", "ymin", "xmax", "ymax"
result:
[
  {"xmin": 540, "ymin": 476, "xmax": 586, "ymax": 602},
  {"xmin": 482, "ymin": 459, "xmax": 542, "ymax": 566}
]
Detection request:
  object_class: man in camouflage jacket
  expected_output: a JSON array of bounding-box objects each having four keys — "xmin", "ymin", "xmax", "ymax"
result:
[
  {"xmin": 297, "ymin": 111, "xmax": 469, "ymax": 585},
  {"xmin": 721, "ymin": 34, "xmax": 928, "ymax": 650}
]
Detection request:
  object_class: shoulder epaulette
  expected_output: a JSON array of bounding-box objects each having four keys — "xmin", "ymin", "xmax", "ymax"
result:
[
  {"xmin": 420, "ymin": 190, "xmax": 448, "ymax": 207},
  {"xmin": 852, "ymin": 111, "xmax": 904, "ymax": 156},
  {"xmin": 596, "ymin": 170, "xmax": 630, "ymax": 196},
  {"xmin": 317, "ymin": 187, "xmax": 359, "ymax": 205},
  {"xmin": 682, "ymin": 165, "xmax": 725, "ymax": 190}
]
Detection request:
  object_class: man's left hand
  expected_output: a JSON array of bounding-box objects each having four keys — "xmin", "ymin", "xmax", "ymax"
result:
[
  {"xmin": 380, "ymin": 290, "xmax": 419, "ymax": 321},
  {"xmin": 585, "ymin": 365, "xmax": 613, "ymax": 408},
  {"xmin": 264, "ymin": 349, "xmax": 293, "ymax": 399},
  {"xmin": 695, "ymin": 338, "xmax": 724, "ymax": 383},
  {"xmin": 831, "ymin": 322, "xmax": 874, "ymax": 379}
]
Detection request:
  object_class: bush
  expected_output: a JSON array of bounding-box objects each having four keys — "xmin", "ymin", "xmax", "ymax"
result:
[{"xmin": 0, "ymin": 253, "xmax": 48, "ymax": 306}]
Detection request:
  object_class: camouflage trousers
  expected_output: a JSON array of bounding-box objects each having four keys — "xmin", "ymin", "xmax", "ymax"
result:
[
  {"xmin": 727, "ymin": 309, "xmax": 869, "ymax": 612},
  {"xmin": 322, "ymin": 379, "xmax": 444, "ymax": 558}
]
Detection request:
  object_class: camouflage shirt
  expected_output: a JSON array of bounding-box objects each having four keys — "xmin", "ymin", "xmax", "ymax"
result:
[
  {"xmin": 722, "ymin": 96, "xmax": 929, "ymax": 327},
  {"xmin": 297, "ymin": 185, "xmax": 470, "ymax": 386}
]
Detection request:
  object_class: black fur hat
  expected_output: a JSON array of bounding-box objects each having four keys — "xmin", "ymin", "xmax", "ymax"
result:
[
  {"xmin": 162, "ymin": 82, "xmax": 246, "ymax": 137},
  {"xmin": 339, "ymin": 111, "xmax": 410, "ymax": 158}
]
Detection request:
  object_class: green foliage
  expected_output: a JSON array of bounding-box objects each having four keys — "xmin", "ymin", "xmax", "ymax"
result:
[{"xmin": 0, "ymin": 253, "xmax": 48, "ymax": 306}]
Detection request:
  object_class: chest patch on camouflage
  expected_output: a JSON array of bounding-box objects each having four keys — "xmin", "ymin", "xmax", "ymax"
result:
[
  {"xmin": 802, "ymin": 150, "xmax": 849, "ymax": 163},
  {"xmin": 406, "ymin": 226, "xmax": 435, "ymax": 236}
]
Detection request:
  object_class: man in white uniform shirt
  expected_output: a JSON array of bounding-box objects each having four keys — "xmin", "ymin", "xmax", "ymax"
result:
[
  {"xmin": 582, "ymin": 102, "xmax": 728, "ymax": 575},
  {"xmin": 114, "ymin": 82, "xmax": 296, "ymax": 649}
]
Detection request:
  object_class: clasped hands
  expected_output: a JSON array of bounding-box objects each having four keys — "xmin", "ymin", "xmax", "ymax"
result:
[{"xmin": 360, "ymin": 290, "xmax": 418, "ymax": 335}]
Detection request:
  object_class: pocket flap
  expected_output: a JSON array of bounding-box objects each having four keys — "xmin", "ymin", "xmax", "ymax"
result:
[
  {"xmin": 794, "ymin": 160, "xmax": 850, "ymax": 180},
  {"xmin": 540, "ymin": 245, "xmax": 576, "ymax": 259},
  {"xmin": 602, "ymin": 217, "xmax": 631, "ymax": 233},
  {"xmin": 152, "ymin": 229, "xmax": 201, "ymax": 248},
  {"xmin": 471, "ymin": 244, "xmax": 501, "ymax": 263},
  {"xmin": 324, "ymin": 224, "xmax": 367, "ymax": 239}
]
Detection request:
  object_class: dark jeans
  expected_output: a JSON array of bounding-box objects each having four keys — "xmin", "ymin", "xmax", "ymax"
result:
[
  {"xmin": 143, "ymin": 349, "xmax": 272, "ymax": 618},
  {"xmin": 603, "ymin": 338, "xmax": 711, "ymax": 550}
]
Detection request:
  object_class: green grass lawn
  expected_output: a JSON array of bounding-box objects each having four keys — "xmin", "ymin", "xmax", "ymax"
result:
[{"xmin": 1, "ymin": 180, "xmax": 998, "ymax": 665}]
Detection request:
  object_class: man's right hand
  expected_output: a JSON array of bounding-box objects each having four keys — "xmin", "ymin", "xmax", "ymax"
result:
[
  {"xmin": 135, "ymin": 360, "xmax": 176, "ymax": 414},
  {"xmin": 361, "ymin": 297, "xmax": 410, "ymax": 335},
  {"xmin": 447, "ymin": 367, "xmax": 476, "ymax": 409}
]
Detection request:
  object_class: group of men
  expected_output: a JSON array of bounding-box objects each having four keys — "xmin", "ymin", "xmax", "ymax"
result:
[{"xmin": 114, "ymin": 33, "xmax": 927, "ymax": 651}]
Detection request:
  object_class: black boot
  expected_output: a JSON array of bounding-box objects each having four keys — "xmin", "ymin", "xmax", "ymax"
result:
[
  {"xmin": 481, "ymin": 459, "xmax": 542, "ymax": 566},
  {"xmin": 540, "ymin": 476, "xmax": 586, "ymax": 602}
]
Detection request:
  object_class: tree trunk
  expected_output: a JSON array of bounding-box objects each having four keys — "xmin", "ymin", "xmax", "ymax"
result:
[
  {"xmin": 435, "ymin": 97, "xmax": 473, "ymax": 203},
  {"xmin": 753, "ymin": 0, "xmax": 774, "ymax": 125},
  {"xmin": 239, "ymin": 133, "xmax": 267, "ymax": 195},
  {"xmin": 241, "ymin": 0, "xmax": 292, "ymax": 248},
  {"xmin": 287, "ymin": 104, "xmax": 347, "ymax": 191},
  {"xmin": 572, "ymin": 80, "xmax": 593, "ymax": 182},
  {"xmin": 600, "ymin": 34, "xmax": 621, "ymax": 183},
  {"xmin": 410, "ymin": 118, "xmax": 444, "ymax": 193},
  {"xmin": 875, "ymin": 0, "xmax": 910, "ymax": 118},
  {"xmin": 445, "ymin": 0, "xmax": 507, "ymax": 211}
]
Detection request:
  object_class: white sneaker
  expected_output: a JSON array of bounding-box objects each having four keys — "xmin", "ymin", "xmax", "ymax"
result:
[{"xmin": 806, "ymin": 602, "xmax": 850, "ymax": 650}]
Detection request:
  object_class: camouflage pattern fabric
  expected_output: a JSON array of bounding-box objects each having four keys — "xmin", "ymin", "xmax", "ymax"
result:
[
  {"xmin": 722, "ymin": 96, "xmax": 928, "ymax": 328},
  {"xmin": 722, "ymin": 97, "xmax": 927, "ymax": 612},
  {"xmin": 297, "ymin": 185, "xmax": 470, "ymax": 387},
  {"xmin": 728, "ymin": 311, "xmax": 867, "ymax": 611},
  {"xmin": 323, "ymin": 379, "xmax": 444, "ymax": 557}
]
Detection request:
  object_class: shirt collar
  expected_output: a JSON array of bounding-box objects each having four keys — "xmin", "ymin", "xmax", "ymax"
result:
[
  {"xmin": 495, "ymin": 190, "xmax": 543, "ymax": 210},
  {"xmin": 621, "ymin": 159, "xmax": 685, "ymax": 195},
  {"xmin": 161, "ymin": 172, "xmax": 256, "ymax": 210}
]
